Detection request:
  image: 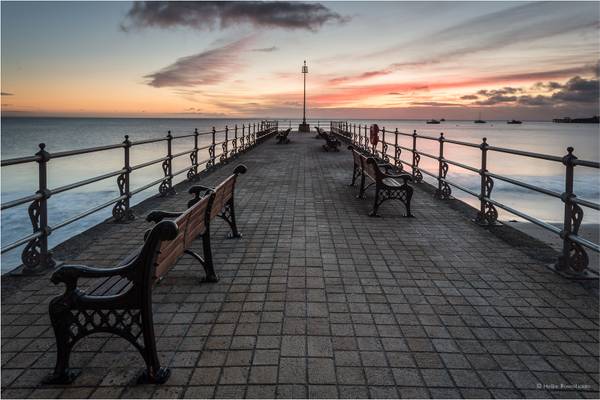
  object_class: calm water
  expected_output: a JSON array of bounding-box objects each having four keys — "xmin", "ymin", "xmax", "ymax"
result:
[{"xmin": 1, "ymin": 117, "xmax": 599, "ymax": 272}]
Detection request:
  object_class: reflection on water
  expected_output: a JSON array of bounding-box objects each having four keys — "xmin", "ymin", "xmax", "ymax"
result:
[{"xmin": 1, "ymin": 117, "xmax": 599, "ymax": 272}]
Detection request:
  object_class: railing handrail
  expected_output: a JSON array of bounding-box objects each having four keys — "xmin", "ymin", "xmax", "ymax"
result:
[
  {"xmin": 329, "ymin": 121, "xmax": 599, "ymax": 277},
  {"xmin": 0, "ymin": 121, "xmax": 279, "ymax": 271}
]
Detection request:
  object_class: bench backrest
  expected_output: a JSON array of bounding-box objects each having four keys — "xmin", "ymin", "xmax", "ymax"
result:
[
  {"xmin": 211, "ymin": 174, "xmax": 236, "ymax": 219},
  {"xmin": 361, "ymin": 154, "xmax": 379, "ymax": 181},
  {"xmin": 349, "ymin": 146, "xmax": 362, "ymax": 168},
  {"xmin": 154, "ymin": 192, "xmax": 213, "ymax": 279}
]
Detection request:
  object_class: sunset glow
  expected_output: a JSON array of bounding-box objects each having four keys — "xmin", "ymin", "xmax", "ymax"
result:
[{"xmin": 1, "ymin": 1, "xmax": 598, "ymax": 119}]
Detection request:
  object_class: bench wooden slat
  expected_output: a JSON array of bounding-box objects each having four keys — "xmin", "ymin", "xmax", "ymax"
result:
[
  {"xmin": 211, "ymin": 175, "xmax": 235, "ymax": 218},
  {"xmin": 105, "ymin": 277, "xmax": 133, "ymax": 296},
  {"xmin": 185, "ymin": 200, "xmax": 209, "ymax": 248},
  {"xmin": 89, "ymin": 275, "xmax": 121, "ymax": 296}
]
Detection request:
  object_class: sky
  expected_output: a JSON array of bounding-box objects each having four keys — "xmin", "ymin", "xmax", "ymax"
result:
[{"xmin": 1, "ymin": 1, "xmax": 599, "ymax": 120}]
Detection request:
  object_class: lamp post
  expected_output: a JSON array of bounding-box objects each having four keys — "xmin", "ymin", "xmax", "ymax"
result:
[{"xmin": 299, "ymin": 60, "xmax": 310, "ymax": 132}]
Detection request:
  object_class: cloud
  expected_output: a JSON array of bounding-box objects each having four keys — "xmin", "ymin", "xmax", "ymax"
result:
[
  {"xmin": 478, "ymin": 87, "xmax": 522, "ymax": 96},
  {"xmin": 324, "ymin": 2, "xmax": 598, "ymax": 83},
  {"xmin": 329, "ymin": 69, "xmax": 393, "ymax": 85},
  {"xmin": 1, "ymin": 92, "xmax": 14, "ymax": 96},
  {"xmin": 251, "ymin": 46, "xmax": 279, "ymax": 52},
  {"xmin": 466, "ymin": 76, "xmax": 599, "ymax": 107},
  {"xmin": 475, "ymin": 95, "xmax": 518, "ymax": 106},
  {"xmin": 517, "ymin": 95, "xmax": 553, "ymax": 106},
  {"xmin": 550, "ymin": 76, "xmax": 599, "ymax": 103},
  {"xmin": 460, "ymin": 95, "xmax": 478, "ymax": 100},
  {"xmin": 122, "ymin": 1, "xmax": 348, "ymax": 32},
  {"xmin": 475, "ymin": 87, "xmax": 522, "ymax": 103},
  {"xmin": 411, "ymin": 101, "xmax": 463, "ymax": 107},
  {"xmin": 532, "ymin": 81, "xmax": 563, "ymax": 91},
  {"xmin": 145, "ymin": 37, "xmax": 252, "ymax": 88}
]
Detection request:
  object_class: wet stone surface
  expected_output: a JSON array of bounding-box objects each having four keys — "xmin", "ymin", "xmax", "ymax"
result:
[{"xmin": 1, "ymin": 133, "xmax": 598, "ymax": 398}]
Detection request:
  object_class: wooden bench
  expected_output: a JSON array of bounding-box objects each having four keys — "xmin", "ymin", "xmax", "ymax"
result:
[
  {"xmin": 276, "ymin": 128, "xmax": 291, "ymax": 144},
  {"xmin": 349, "ymin": 146, "xmax": 414, "ymax": 217},
  {"xmin": 316, "ymin": 127, "xmax": 341, "ymax": 152},
  {"xmin": 44, "ymin": 165, "xmax": 247, "ymax": 386}
]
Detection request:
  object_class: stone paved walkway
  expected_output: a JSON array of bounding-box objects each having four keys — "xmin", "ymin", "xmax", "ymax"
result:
[{"xmin": 2, "ymin": 133, "xmax": 598, "ymax": 399}]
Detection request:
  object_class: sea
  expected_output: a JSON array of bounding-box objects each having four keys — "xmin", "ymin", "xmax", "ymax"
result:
[{"xmin": 1, "ymin": 117, "xmax": 599, "ymax": 273}]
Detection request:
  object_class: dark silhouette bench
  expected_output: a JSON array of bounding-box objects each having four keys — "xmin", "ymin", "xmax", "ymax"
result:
[
  {"xmin": 348, "ymin": 145, "xmax": 414, "ymax": 217},
  {"xmin": 276, "ymin": 128, "xmax": 291, "ymax": 144},
  {"xmin": 316, "ymin": 127, "xmax": 341, "ymax": 152},
  {"xmin": 44, "ymin": 165, "xmax": 247, "ymax": 386}
]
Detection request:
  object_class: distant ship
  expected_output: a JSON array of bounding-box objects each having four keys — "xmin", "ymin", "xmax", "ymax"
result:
[
  {"xmin": 553, "ymin": 116, "xmax": 599, "ymax": 124},
  {"xmin": 426, "ymin": 119, "xmax": 440, "ymax": 124},
  {"xmin": 474, "ymin": 112, "xmax": 486, "ymax": 123},
  {"xmin": 440, "ymin": 118, "xmax": 446, "ymax": 122},
  {"xmin": 507, "ymin": 120, "xmax": 522, "ymax": 124}
]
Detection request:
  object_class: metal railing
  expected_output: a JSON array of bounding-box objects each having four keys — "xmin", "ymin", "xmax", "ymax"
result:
[
  {"xmin": 1, "ymin": 120, "xmax": 278, "ymax": 273},
  {"xmin": 330, "ymin": 121, "xmax": 599, "ymax": 277}
]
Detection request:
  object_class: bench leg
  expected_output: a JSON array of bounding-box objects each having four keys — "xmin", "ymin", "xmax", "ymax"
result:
[
  {"xmin": 402, "ymin": 184, "xmax": 415, "ymax": 218},
  {"xmin": 369, "ymin": 187, "xmax": 382, "ymax": 217},
  {"xmin": 138, "ymin": 307, "xmax": 170, "ymax": 384},
  {"xmin": 43, "ymin": 300, "xmax": 80, "ymax": 384},
  {"xmin": 350, "ymin": 165, "xmax": 360, "ymax": 186},
  {"xmin": 220, "ymin": 199, "xmax": 242, "ymax": 239},
  {"xmin": 200, "ymin": 233, "xmax": 219, "ymax": 282},
  {"xmin": 357, "ymin": 173, "xmax": 366, "ymax": 199}
]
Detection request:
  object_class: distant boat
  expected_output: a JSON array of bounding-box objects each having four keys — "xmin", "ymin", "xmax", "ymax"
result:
[
  {"xmin": 426, "ymin": 119, "xmax": 440, "ymax": 124},
  {"xmin": 474, "ymin": 112, "xmax": 486, "ymax": 123},
  {"xmin": 507, "ymin": 120, "xmax": 522, "ymax": 124},
  {"xmin": 440, "ymin": 118, "xmax": 445, "ymax": 122}
]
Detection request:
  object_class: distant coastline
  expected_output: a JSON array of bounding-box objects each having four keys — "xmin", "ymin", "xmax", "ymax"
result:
[{"xmin": 552, "ymin": 116, "xmax": 599, "ymax": 123}]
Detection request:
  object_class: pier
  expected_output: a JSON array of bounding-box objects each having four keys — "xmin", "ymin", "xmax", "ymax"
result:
[{"xmin": 1, "ymin": 128, "xmax": 598, "ymax": 398}]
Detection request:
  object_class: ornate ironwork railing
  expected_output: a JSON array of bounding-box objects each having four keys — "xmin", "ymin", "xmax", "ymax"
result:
[
  {"xmin": 1, "ymin": 120, "xmax": 278, "ymax": 273},
  {"xmin": 330, "ymin": 121, "xmax": 600, "ymax": 278}
]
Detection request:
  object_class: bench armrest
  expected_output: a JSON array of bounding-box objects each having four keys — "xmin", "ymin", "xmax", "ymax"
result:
[
  {"xmin": 189, "ymin": 185, "xmax": 213, "ymax": 195},
  {"xmin": 146, "ymin": 211, "xmax": 183, "ymax": 223},
  {"xmin": 382, "ymin": 172, "xmax": 413, "ymax": 182},
  {"xmin": 51, "ymin": 263, "xmax": 132, "ymax": 292}
]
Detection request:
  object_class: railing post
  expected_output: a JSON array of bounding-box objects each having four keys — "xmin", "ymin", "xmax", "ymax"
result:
[
  {"xmin": 557, "ymin": 147, "xmax": 588, "ymax": 274},
  {"xmin": 246, "ymin": 123, "xmax": 250, "ymax": 150},
  {"xmin": 240, "ymin": 124, "xmax": 245, "ymax": 151},
  {"xmin": 159, "ymin": 131, "xmax": 175, "ymax": 196},
  {"xmin": 208, "ymin": 127, "xmax": 216, "ymax": 169},
  {"xmin": 358, "ymin": 125, "xmax": 362, "ymax": 148},
  {"xmin": 113, "ymin": 135, "xmax": 134, "ymax": 222},
  {"xmin": 475, "ymin": 138, "xmax": 498, "ymax": 225},
  {"xmin": 394, "ymin": 128, "xmax": 400, "ymax": 169},
  {"xmin": 411, "ymin": 129, "xmax": 423, "ymax": 182},
  {"xmin": 187, "ymin": 128, "xmax": 199, "ymax": 181},
  {"xmin": 381, "ymin": 127, "xmax": 388, "ymax": 162},
  {"xmin": 435, "ymin": 132, "xmax": 451, "ymax": 199},
  {"xmin": 221, "ymin": 125, "xmax": 228, "ymax": 163},
  {"xmin": 252, "ymin": 123, "xmax": 256, "ymax": 146},
  {"xmin": 233, "ymin": 124, "xmax": 238, "ymax": 157},
  {"xmin": 21, "ymin": 143, "xmax": 56, "ymax": 272}
]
